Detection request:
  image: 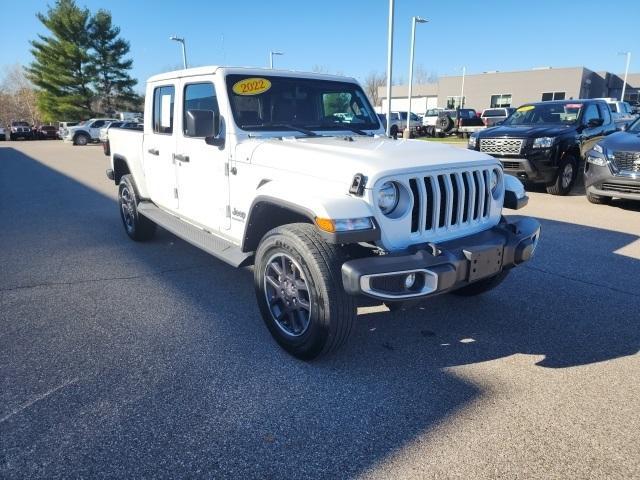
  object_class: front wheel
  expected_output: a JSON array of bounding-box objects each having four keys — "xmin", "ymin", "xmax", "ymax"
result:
[
  {"xmin": 118, "ymin": 174, "xmax": 156, "ymax": 241},
  {"xmin": 73, "ymin": 133, "xmax": 90, "ymax": 146},
  {"xmin": 254, "ymin": 223, "xmax": 356, "ymax": 360},
  {"xmin": 546, "ymin": 156, "xmax": 577, "ymax": 195}
]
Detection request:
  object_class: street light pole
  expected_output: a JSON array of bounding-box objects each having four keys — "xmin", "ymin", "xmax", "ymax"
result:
[
  {"xmin": 619, "ymin": 51, "xmax": 631, "ymax": 101},
  {"xmin": 385, "ymin": 0, "xmax": 395, "ymax": 137},
  {"xmin": 460, "ymin": 66, "xmax": 466, "ymax": 108},
  {"xmin": 269, "ymin": 51, "xmax": 284, "ymax": 69},
  {"xmin": 406, "ymin": 16, "xmax": 428, "ymax": 139},
  {"xmin": 169, "ymin": 35, "xmax": 187, "ymax": 69}
]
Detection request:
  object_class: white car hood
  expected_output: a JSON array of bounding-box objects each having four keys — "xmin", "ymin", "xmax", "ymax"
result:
[{"xmin": 238, "ymin": 135, "xmax": 498, "ymax": 187}]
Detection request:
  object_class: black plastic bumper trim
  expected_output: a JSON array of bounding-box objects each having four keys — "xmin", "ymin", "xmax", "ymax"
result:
[
  {"xmin": 106, "ymin": 168, "xmax": 115, "ymax": 181},
  {"xmin": 504, "ymin": 190, "xmax": 529, "ymax": 210},
  {"xmin": 341, "ymin": 216, "xmax": 540, "ymax": 300}
]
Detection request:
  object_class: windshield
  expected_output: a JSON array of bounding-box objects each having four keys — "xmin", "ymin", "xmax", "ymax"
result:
[
  {"xmin": 226, "ymin": 74, "xmax": 380, "ymax": 133},
  {"xmin": 503, "ymin": 103, "xmax": 581, "ymax": 126},
  {"xmin": 12, "ymin": 121, "xmax": 29, "ymax": 126},
  {"xmin": 627, "ymin": 117, "xmax": 640, "ymax": 133}
]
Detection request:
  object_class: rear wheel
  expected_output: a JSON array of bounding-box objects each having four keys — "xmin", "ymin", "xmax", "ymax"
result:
[
  {"xmin": 390, "ymin": 125, "xmax": 399, "ymax": 138},
  {"xmin": 118, "ymin": 174, "xmax": 156, "ymax": 241},
  {"xmin": 254, "ymin": 223, "xmax": 356, "ymax": 360},
  {"xmin": 546, "ymin": 155, "xmax": 577, "ymax": 195}
]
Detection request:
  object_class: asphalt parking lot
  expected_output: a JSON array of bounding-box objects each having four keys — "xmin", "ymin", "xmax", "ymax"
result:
[{"xmin": 1, "ymin": 140, "xmax": 639, "ymax": 479}]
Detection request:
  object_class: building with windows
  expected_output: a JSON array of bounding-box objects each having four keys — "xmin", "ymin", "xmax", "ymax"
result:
[{"xmin": 378, "ymin": 66, "xmax": 639, "ymax": 113}]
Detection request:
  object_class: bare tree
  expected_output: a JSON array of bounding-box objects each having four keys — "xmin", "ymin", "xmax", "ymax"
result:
[
  {"xmin": 414, "ymin": 64, "xmax": 438, "ymax": 84},
  {"xmin": 363, "ymin": 71, "xmax": 386, "ymax": 106},
  {"xmin": 0, "ymin": 64, "xmax": 40, "ymax": 125}
]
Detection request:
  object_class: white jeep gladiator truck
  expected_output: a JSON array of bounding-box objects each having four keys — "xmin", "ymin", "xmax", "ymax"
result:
[{"xmin": 106, "ymin": 66, "xmax": 539, "ymax": 359}]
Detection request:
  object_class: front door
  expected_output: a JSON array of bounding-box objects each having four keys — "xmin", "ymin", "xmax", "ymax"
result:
[
  {"xmin": 175, "ymin": 77, "xmax": 230, "ymax": 232},
  {"xmin": 579, "ymin": 103, "xmax": 605, "ymax": 157},
  {"xmin": 143, "ymin": 84, "xmax": 178, "ymax": 210}
]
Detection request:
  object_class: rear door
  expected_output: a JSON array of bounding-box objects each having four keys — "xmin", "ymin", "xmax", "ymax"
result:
[
  {"xmin": 143, "ymin": 83, "xmax": 178, "ymax": 211},
  {"xmin": 175, "ymin": 77, "xmax": 230, "ymax": 232}
]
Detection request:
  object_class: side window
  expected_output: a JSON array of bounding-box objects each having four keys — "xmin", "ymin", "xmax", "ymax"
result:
[
  {"xmin": 183, "ymin": 82, "xmax": 219, "ymax": 137},
  {"xmin": 153, "ymin": 85, "xmax": 175, "ymax": 134},
  {"xmin": 598, "ymin": 103, "xmax": 611, "ymax": 125},
  {"xmin": 582, "ymin": 104, "xmax": 600, "ymax": 125},
  {"xmin": 92, "ymin": 120, "xmax": 105, "ymax": 128}
]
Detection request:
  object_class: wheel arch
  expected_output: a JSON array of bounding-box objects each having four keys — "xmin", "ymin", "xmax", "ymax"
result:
[{"xmin": 112, "ymin": 155, "xmax": 131, "ymax": 185}]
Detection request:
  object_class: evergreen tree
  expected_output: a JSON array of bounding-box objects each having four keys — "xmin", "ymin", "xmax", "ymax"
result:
[
  {"xmin": 89, "ymin": 10, "xmax": 137, "ymax": 114},
  {"xmin": 27, "ymin": 0, "xmax": 93, "ymax": 121}
]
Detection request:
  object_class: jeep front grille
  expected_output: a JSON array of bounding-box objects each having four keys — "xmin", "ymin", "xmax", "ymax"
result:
[
  {"xmin": 409, "ymin": 169, "xmax": 493, "ymax": 234},
  {"xmin": 480, "ymin": 138, "xmax": 523, "ymax": 155},
  {"xmin": 612, "ymin": 151, "xmax": 640, "ymax": 173}
]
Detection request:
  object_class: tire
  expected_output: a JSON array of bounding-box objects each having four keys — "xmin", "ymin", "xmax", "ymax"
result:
[
  {"xmin": 586, "ymin": 191, "xmax": 610, "ymax": 204},
  {"xmin": 437, "ymin": 115, "xmax": 454, "ymax": 132},
  {"xmin": 390, "ymin": 125, "xmax": 398, "ymax": 138},
  {"xmin": 450, "ymin": 270, "xmax": 510, "ymax": 297},
  {"xmin": 546, "ymin": 155, "xmax": 577, "ymax": 195},
  {"xmin": 118, "ymin": 174, "xmax": 156, "ymax": 241},
  {"xmin": 73, "ymin": 132, "xmax": 90, "ymax": 146},
  {"xmin": 254, "ymin": 223, "xmax": 356, "ymax": 360}
]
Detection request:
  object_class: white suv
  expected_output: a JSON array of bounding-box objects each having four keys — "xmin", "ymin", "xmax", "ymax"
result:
[
  {"xmin": 106, "ymin": 66, "xmax": 539, "ymax": 359},
  {"xmin": 63, "ymin": 118, "xmax": 118, "ymax": 145}
]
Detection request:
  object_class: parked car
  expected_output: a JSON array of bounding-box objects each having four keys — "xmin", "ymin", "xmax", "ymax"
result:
[
  {"xmin": 378, "ymin": 111, "xmax": 421, "ymax": 137},
  {"xmin": 105, "ymin": 66, "xmax": 537, "ymax": 360},
  {"xmin": 35, "ymin": 125, "xmax": 59, "ymax": 140},
  {"xmin": 436, "ymin": 108, "xmax": 485, "ymax": 137},
  {"xmin": 584, "ymin": 116, "xmax": 640, "ymax": 204},
  {"xmin": 62, "ymin": 118, "xmax": 118, "ymax": 145},
  {"xmin": 469, "ymin": 99, "xmax": 617, "ymax": 195},
  {"xmin": 599, "ymin": 99, "xmax": 636, "ymax": 129},
  {"xmin": 100, "ymin": 121, "xmax": 142, "ymax": 155},
  {"xmin": 0, "ymin": 126, "xmax": 6, "ymax": 141},
  {"xmin": 58, "ymin": 121, "xmax": 79, "ymax": 139},
  {"xmin": 481, "ymin": 108, "xmax": 516, "ymax": 127},
  {"xmin": 421, "ymin": 108, "xmax": 445, "ymax": 127},
  {"xmin": 9, "ymin": 121, "xmax": 33, "ymax": 140}
]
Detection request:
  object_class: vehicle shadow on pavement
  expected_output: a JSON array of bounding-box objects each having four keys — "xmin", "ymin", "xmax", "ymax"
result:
[{"xmin": 1, "ymin": 147, "xmax": 639, "ymax": 479}]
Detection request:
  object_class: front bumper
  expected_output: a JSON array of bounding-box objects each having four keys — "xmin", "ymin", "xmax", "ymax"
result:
[
  {"xmin": 473, "ymin": 146, "xmax": 558, "ymax": 184},
  {"xmin": 584, "ymin": 160, "xmax": 640, "ymax": 200},
  {"xmin": 342, "ymin": 217, "xmax": 540, "ymax": 301}
]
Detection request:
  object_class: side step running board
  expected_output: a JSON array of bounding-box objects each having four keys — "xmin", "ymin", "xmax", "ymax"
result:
[{"xmin": 137, "ymin": 202, "xmax": 253, "ymax": 268}]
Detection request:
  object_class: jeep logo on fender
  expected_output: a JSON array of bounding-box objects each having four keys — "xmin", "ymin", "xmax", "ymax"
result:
[{"xmin": 232, "ymin": 208, "xmax": 246, "ymax": 220}]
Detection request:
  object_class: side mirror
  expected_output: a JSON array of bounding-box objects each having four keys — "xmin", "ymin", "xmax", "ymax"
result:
[
  {"xmin": 587, "ymin": 118, "xmax": 604, "ymax": 128},
  {"xmin": 185, "ymin": 109, "xmax": 224, "ymax": 147}
]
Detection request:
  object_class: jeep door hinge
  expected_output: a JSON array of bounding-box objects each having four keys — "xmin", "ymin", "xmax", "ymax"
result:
[
  {"xmin": 173, "ymin": 188, "xmax": 179, "ymax": 199},
  {"xmin": 224, "ymin": 162, "xmax": 230, "ymax": 176},
  {"xmin": 225, "ymin": 205, "xmax": 231, "ymax": 218}
]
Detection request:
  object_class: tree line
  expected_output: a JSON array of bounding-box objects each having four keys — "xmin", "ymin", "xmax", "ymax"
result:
[{"xmin": 26, "ymin": 0, "xmax": 139, "ymax": 123}]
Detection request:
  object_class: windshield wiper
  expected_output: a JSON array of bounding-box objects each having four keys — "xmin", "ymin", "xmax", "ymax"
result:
[
  {"xmin": 315, "ymin": 122, "xmax": 370, "ymax": 136},
  {"xmin": 240, "ymin": 123, "xmax": 318, "ymax": 137}
]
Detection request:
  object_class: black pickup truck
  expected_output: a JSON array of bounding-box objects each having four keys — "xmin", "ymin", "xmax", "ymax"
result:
[{"xmin": 468, "ymin": 100, "xmax": 616, "ymax": 195}]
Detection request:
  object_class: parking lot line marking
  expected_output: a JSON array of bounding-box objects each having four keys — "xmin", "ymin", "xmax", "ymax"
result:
[{"xmin": 0, "ymin": 377, "xmax": 79, "ymax": 424}]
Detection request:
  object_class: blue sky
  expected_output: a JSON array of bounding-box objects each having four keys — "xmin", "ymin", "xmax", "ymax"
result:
[{"xmin": 1, "ymin": 0, "xmax": 637, "ymax": 92}]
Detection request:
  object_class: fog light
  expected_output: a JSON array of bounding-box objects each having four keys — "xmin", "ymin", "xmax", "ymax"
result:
[{"xmin": 404, "ymin": 273, "xmax": 416, "ymax": 289}]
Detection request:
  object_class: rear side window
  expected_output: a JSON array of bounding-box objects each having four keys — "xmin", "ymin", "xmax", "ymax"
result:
[
  {"xmin": 153, "ymin": 85, "xmax": 175, "ymax": 134},
  {"xmin": 483, "ymin": 109, "xmax": 505, "ymax": 117},
  {"xmin": 608, "ymin": 103, "xmax": 618, "ymax": 113},
  {"xmin": 183, "ymin": 82, "xmax": 220, "ymax": 137},
  {"xmin": 598, "ymin": 103, "xmax": 612, "ymax": 125}
]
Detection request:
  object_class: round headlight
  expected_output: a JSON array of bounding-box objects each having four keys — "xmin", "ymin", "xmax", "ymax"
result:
[{"xmin": 378, "ymin": 181, "xmax": 400, "ymax": 215}]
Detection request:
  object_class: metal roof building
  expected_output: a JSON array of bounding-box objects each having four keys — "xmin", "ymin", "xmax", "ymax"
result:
[{"xmin": 378, "ymin": 66, "xmax": 640, "ymax": 113}]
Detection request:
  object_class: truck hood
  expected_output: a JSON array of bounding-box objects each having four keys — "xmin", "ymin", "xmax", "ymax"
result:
[
  {"xmin": 236, "ymin": 135, "xmax": 497, "ymax": 186},
  {"xmin": 479, "ymin": 124, "xmax": 576, "ymax": 138}
]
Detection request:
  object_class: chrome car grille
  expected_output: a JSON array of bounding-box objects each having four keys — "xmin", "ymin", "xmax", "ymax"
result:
[
  {"xmin": 480, "ymin": 138, "xmax": 523, "ymax": 155},
  {"xmin": 409, "ymin": 168, "xmax": 493, "ymax": 234},
  {"xmin": 612, "ymin": 151, "xmax": 640, "ymax": 173}
]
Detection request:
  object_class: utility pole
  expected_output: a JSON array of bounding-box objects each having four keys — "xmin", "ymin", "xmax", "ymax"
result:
[
  {"xmin": 269, "ymin": 51, "xmax": 284, "ymax": 69},
  {"xmin": 460, "ymin": 66, "xmax": 466, "ymax": 108},
  {"xmin": 385, "ymin": 0, "xmax": 395, "ymax": 137},
  {"xmin": 169, "ymin": 36, "xmax": 188, "ymax": 69},
  {"xmin": 619, "ymin": 51, "xmax": 631, "ymax": 102},
  {"xmin": 406, "ymin": 16, "xmax": 428, "ymax": 139}
]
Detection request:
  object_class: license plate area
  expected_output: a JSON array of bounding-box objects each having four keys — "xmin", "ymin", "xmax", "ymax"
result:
[{"xmin": 463, "ymin": 245, "xmax": 504, "ymax": 282}]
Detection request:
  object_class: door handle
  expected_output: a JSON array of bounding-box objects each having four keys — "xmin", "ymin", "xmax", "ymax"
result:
[
  {"xmin": 173, "ymin": 153, "xmax": 190, "ymax": 163},
  {"xmin": 147, "ymin": 148, "xmax": 159, "ymax": 156}
]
